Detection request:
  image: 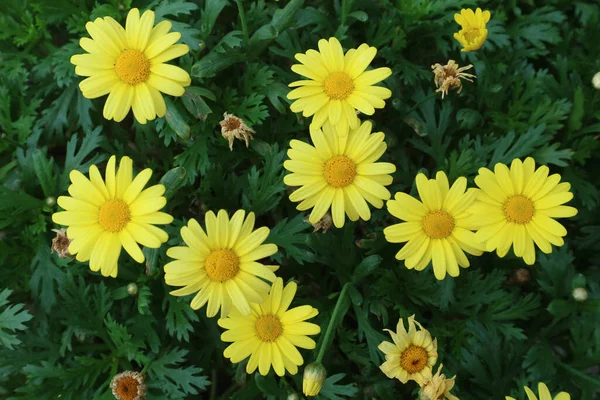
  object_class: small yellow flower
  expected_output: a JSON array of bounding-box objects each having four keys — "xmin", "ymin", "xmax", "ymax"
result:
[
  {"xmin": 218, "ymin": 278, "xmax": 321, "ymax": 376},
  {"xmin": 283, "ymin": 121, "xmax": 396, "ymax": 228},
  {"xmin": 432, "ymin": 60, "xmax": 476, "ymax": 99},
  {"xmin": 378, "ymin": 315, "xmax": 438, "ymax": 385},
  {"xmin": 287, "ymin": 37, "xmax": 392, "ymax": 137},
  {"xmin": 303, "ymin": 362, "xmax": 327, "ymax": 397},
  {"xmin": 453, "ymin": 8, "xmax": 491, "ymax": 52},
  {"xmin": 219, "ymin": 112, "xmax": 255, "ymax": 150},
  {"xmin": 419, "ymin": 364, "xmax": 459, "ymax": 400},
  {"xmin": 470, "ymin": 157, "xmax": 578, "ymax": 265},
  {"xmin": 506, "ymin": 382, "xmax": 570, "ymax": 400},
  {"xmin": 110, "ymin": 371, "xmax": 146, "ymax": 400},
  {"xmin": 52, "ymin": 156, "xmax": 173, "ymax": 278},
  {"xmin": 164, "ymin": 209, "xmax": 279, "ymax": 318},
  {"xmin": 71, "ymin": 8, "xmax": 191, "ymax": 124}
]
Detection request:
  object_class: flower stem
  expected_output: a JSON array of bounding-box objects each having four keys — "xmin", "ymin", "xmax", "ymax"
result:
[
  {"xmin": 316, "ymin": 282, "xmax": 351, "ymax": 363},
  {"xmin": 340, "ymin": 0, "xmax": 351, "ymax": 26},
  {"xmin": 406, "ymin": 92, "xmax": 438, "ymax": 115},
  {"xmin": 235, "ymin": 0, "xmax": 250, "ymax": 45}
]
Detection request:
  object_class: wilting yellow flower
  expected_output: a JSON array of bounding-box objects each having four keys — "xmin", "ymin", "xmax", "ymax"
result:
[
  {"xmin": 219, "ymin": 112, "xmax": 255, "ymax": 150},
  {"xmin": 419, "ymin": 364, "xmax": 459, "ymax": 400},
  {"xmin": 506, "ymin": 382, "xmax": 570, "ymax": 400},
  {"xmin": 432, "ymin": 60, "xmax": 476, "ymax": 99},
  {"xmin": 218, "ymin": 278, "xmax": 320, "ymax": 376},
  {"xmin": 50, "ymin": 228, "xmax": 74, "ymax": 259},
  {"xmin": 378, "ymin": 315, "xmax": 438, "ymax": 384},
  {"xmin": 71, "ymin": 8, "xmax": 191, "ymax": 124},
  {"xmin": 287, "ymin": 37, "xmax": 392, "ymax": 137},
  {"xmin": 283, "ymin": 121, "xmax": 396, "ymax": 228},
  {"xmin": 52, "ymin": 156, "xmax": 172, "ymax": 277},
  {"xmin": 384, "ymin": 172, "xmax": 484, "ymax": 280},
  {"xmin": 453, "ymin": 8, "xmax": 491, "ymax": 52},
  {"xmin": 303, "ymin": 362, "xmax": 327, "ymax": 397},
  {"xmin": 165, "ymin": 209, "xmax": 279, "ymax": 318},
  {"xmin": 110, "ymin": 371, "xmax": 146, "ymax": 400},
  {"xmin": 471, "ymin": 158, "xmax": 578, "ymax": 265}
]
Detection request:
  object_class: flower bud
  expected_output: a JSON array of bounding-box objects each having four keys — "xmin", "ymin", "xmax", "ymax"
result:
[
  {"xmin": 287, "ymin": 393, "xmax": 300, "ymax": 400},
  {"xmin": 572, "ymin": 287, "xmax": 588, "ymax": 302},
  {"xmin": 592, "ymin": 72, "xmax": 600, "ymax": 90},
  {"xmin": 46, "ymin": 196, "xmax": 56, "ymax": 207},
  {"xmin": 127, "ymin": 283, "xmax": 139, "ymax": 296},
  {"xmin": 302, "ymin": 362, "xmax": 327, "ymax": 397}
]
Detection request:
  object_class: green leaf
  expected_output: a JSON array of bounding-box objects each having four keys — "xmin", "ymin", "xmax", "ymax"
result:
[
  {"xmin": 317, "ymin": 373, "xmax": 359, "ymax": 400},
  {"xmin": 0, "ymin": 289, "xmax": 33, "ymax": 349},
  {"xmin": 164, "ymin": 98, "xmax": 190, "ymax": 140},
  {"xmin": 30, "ymin": 242, "xmax": 64, "ymax": 313},
  {"xmin": 163, "ymin": 295, "xmax": 199, "ymax": 342},
  {"xmin": 153, "ymin": 0, "xmax": 198, "ymax": 20},
  {"xmin": 137, "ymin": 286, "xmax": 152, "ymax": 315},
  {"xmin": 181, "ymin": 87, "xmax": 214, "ymax": 120},
  {"xmin": 568, "ymin": 85, "xmax": 585, "ymax": 132},
  {"xmin": 148, "ymin": 348, "xmax": 210, "ymax": 397},
  {"xmin": 267, "ymin": 213, "xmax": 314, "ymax": 265},
  {"xmin": 352, "ymin": 255, "xmax": 382, "ymax": 283},
  {"xmin": 61, "ymin": 127, "xmax": 105, "ymax": 190},
  {"xmin": 241, "ymin": 142, "xmax": 285, "ymax": 215},
  {"xmin": 159, "ymin": 166, "xmax": 187, "ymax": 200},
  {"xmin": 32, "ymin": 149, "xmax": 56, "ymax": 198},
  {"xmin": 532, "ymin": 143, "xmax": 573, "ymax": 167},
  {"xmin": 198, "ymin": 0, "xmax": 228, "ymax": 40}
]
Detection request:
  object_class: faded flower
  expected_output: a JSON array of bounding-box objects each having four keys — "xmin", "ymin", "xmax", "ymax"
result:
[
  {"xmin": 51, "ymin": 229, "xmax": 74, "ymax": 259},
  {"xmin": 306, "ymin": 213, "xmax": 333, "ymax": 233},
  {"xmin": 419, "ymin": 364, "xmax": 459, "ymax": 400},
  {"xmin": 432, "ymin": 60, "xmax": 476, "ymax": 99},
  {"xmin": 110, "ymin": 371, "xmax": 146, "ymax": 400},
  {"xmin": 219, "ymin": 112, "xmax": 255, "ymax": 150}
]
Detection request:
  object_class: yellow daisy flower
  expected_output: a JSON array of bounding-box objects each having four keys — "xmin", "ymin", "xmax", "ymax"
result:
[
  {"xmin": 164, "ymin": 210, "xmax": 279, "ymax": 318},
  {"xmin": 453, "ymin": 8, "xmax": 491, "ymax": 52},
  {"xmin": 506, "ymin": 382, "xmax": 571, "ymax": 400},
  {"xmin": 384, "ymin": 172, "xmax": 485, "ymax": 280},
  {"xmin": 283, "ymin": 121, "xmax": 396, "ymax": 228},
  {"xmin": 52, "ymin": 155, "xmax": 173, "ymax": 278},
  {"xmin": 378, "ymin": 315, "xmax": 438, "ymax": 384},
  {"xmin": 418, "ymin": 364, "xmax": 458, "ymax": 400},
  {"xmin": 471, "ymin": 158, "xmax": 578, "ymax": 265},
  {"xmin": 218, "ymin": 278, "xmax": 321, "ymax": 376},
  {"xmin": 287, "ymin": 37, "xmax": 392, "ymax": 137},
  {"xmin": 71, "ymin": 8, "xmax": 191, "ymax": 124}
]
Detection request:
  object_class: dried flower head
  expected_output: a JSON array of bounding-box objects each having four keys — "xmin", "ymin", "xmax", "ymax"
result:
[
  {"xmin": 419, "ymin": 364, "xmax": 459, "ymax": 400},
  {"xmin": 432, "ymin": 60, "xmax": 476, "ymax": 99},
  {"xmin": 306, "ymin": 213, "xmax": 333, "ymax": 233},
  {"xmin": 219, "ymin": 112, "xmax": 255, "ymax": 150},
  {"xmin": 110, "ymin": 371, "xmax": 146, "ymax": 400},
  {"xmin": 51, "ymin": 229, "xmax": 74, "ymax": 259}
]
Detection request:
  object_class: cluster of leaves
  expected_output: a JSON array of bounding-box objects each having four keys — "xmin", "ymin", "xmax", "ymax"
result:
[{"xmin": 0, "ymin": 0, "xmax": 599, "ymax": 399}]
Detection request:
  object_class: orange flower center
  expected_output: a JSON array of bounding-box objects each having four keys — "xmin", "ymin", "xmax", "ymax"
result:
[
  {"xmin": 503, "ymin": 195, "xmax": 535, "ymax": 224},
  {"xmin": 116, "ymin": 376, "xmax": 140, "ymax": 400},
  {"xmin": 98, "ymin": 199, "xmax": 131, "ymax": 233},
  {"xmin": 115, "ymin": 50, "xmax": 151, "ymax": 85},
  {"xmin": 204, "ymin": 249, "xmax": 240, "ymax": 282},
  {"xmin": 323, "ymin": 155, "xmax": 356, "ymax": 188},
  {"xmin": 400, "ymin": 345, "xmax": 429, "ymax": 374},
  {"xmin": 422, "ymin": 211, "xmax": 454, "ymax": 239},
  {"xmin": 323, "ymin": 72, "xmax": 354, "ymax": 100},
  {"xmin": 255, "ymin": 314, "xmax": 283, "ymax": 342},
  {"xmin": 224, "ymin": 117, "xmax": 241, "ymax": 131}
]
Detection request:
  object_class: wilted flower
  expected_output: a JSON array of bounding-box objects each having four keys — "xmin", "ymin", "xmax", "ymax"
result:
[
  {"xmin": 50, "ymin": 229, "xmax": 74, "ymax": 259},
  {"xmin": 219, "ymin": 112, "xmax": 255, "ymax": 150},
  {"xmin": 110, "ymin": 371, "xmax": 146, "ymax": 400},
  {"xmin": 303, "ymin": 362, "xmax": 327, "ymax": 397},
  {"xmin": 306, "ymin": 213, "xmax": 333, "ymax": 233},
  {"xmin": 419, "ymin": 364, "xmax": 459, "ymax": 400},
  {"xmin": 432, "ymin": 61, "xmax": 475, "ymax": 99}
]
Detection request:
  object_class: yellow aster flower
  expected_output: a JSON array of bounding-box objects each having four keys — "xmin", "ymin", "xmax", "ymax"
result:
[
  {"xmin": 418, "ymin": 364, "xmax": 459, "ymax": 400},
  {"xmin": 471, "ymin": 158, "xmax": 578, "ymax": 265},
  {"xmin": 453, "ymin": 8, "xmax": 491, "ymax": 52},
  {"xmin": 164, "ymin": 210, "xmax": 279, "ymax": 318},
  {"xmin": 384, "ymin": 172, "xmax": 485, "ymax": 280},
  {"xmin": 283, "ymin": 121, "xmax": 396, "ymax": 228},
  {"xmin": 287, "ymin": 37, "xmax": 392, "ymax": 137},
  {"xmin": 71, "ymin": 8, "xmax": 191, "ymax": 124},
  {"xmin": 378, "ymin": 315, "xmax": 438, "ymax": 385},
  {"xmin": 218, "ymin": 278, "xmax": 321, "ymax": 376},
  {"xmin": 506, "ymin": 382, "xmax": 570, "ymax": 400},
  {"xmin": 52, "ymin": 156, "xmax": 173, "ymax": 278}
]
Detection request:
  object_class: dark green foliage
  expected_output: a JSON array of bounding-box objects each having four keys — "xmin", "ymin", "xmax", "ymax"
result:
[{"xmin": 1, "ymin": 0, "xmax": 599, "ymax": 399}]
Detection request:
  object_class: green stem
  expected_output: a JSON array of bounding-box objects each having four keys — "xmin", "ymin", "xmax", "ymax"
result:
[
  {"xmin": 340, "ymin": 0, "xmax": 350, "ymax": 26},
  {"xmin": 316, "ymin": 282, "xmax": 351, "ymax": 363},
  {"xmin": 209, "ymin": 369, "xmax": 217, "ymax": 400},
  {"xmin": 235, "ymin": 0, "xmax": 250, "ymax": 45},
  {"xmin": 406, "ymin": 92, "xmax": 438, "ymax": 115},
  {"xmin": 558, "ymin": 362, "xmax": 600, "ymax": 386}
]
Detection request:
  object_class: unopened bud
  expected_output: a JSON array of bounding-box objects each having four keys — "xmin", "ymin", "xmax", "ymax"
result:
[
  {"xmin": 127, "ymin": 283, "xmax": 139, "ymax": 296},
  {"xmin": 46, "ymin": 196, "xmax": 56, "ymax": 207},
  {"xmin": 287, "ymin": 394, "xmax": 300, "ymax": 400},
  {"xmin": 592, "ymin": 72, "xmax": 600, "ymax": 90},
  {"xmin": 572, "ymin": 287, "xmax": 588, "ymax": 302},
  {"xmin": 303, "ymin": 362, "xmax": 327, "ymax": 397}
]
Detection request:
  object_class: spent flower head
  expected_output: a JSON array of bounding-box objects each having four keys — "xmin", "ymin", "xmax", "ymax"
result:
[
  {"xmin": 110, "ymin": 371, "xmax": 146, "ymax": 400},
  {"xmin": 219, "ymin": 112, "xmax": 255, "ymax": 150},
  {"xmin": 418, "ymin": 364, "xmax": 459, "ymax": 400},
  {"xmin": 432, "ymin": 60, "xmax": 475, "ymax": 99}
]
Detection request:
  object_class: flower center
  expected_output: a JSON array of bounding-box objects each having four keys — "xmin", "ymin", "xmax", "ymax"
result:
[
  {"xmin": 504, "ymin": 195, "xmax": 535, "ymax": 224},
  {"xmin": 400, "ymin": 345, "xmax": 429, "ymax": 374},
  {"xmin": 98, "ymin": 199, "xmax": 131, "ymax": 233},
  {"xmin": 463, "ymin": 28, "xmax": 482, "ymax": 43},
  {"xmin": 117, "ymin": 377, "xmax": 140, "ymax": 400},
  {"xmin": 255, "ymin": 314, "xmax": 283, "ymax": 342},
  {"xmin": 204, "ymin": 249, "xmax": 240, "ymax": 282},
  {"xmin": 115, "ymin": 50, "xmax": 151, "ymax": 85},
  {"xmin": 323, "ymin": 72, "xmax": 355, "ymax": 100},
  {"xmin": 323, "ymin": 155, "xmax": 356, "ymax": 188},
  {"xmin": 422, "ymin": 211, "xmax": 454, "ymax": 239},
  {"xmin": 224, "ymin": 118, "xmax": 241, "ymax": 131}
]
